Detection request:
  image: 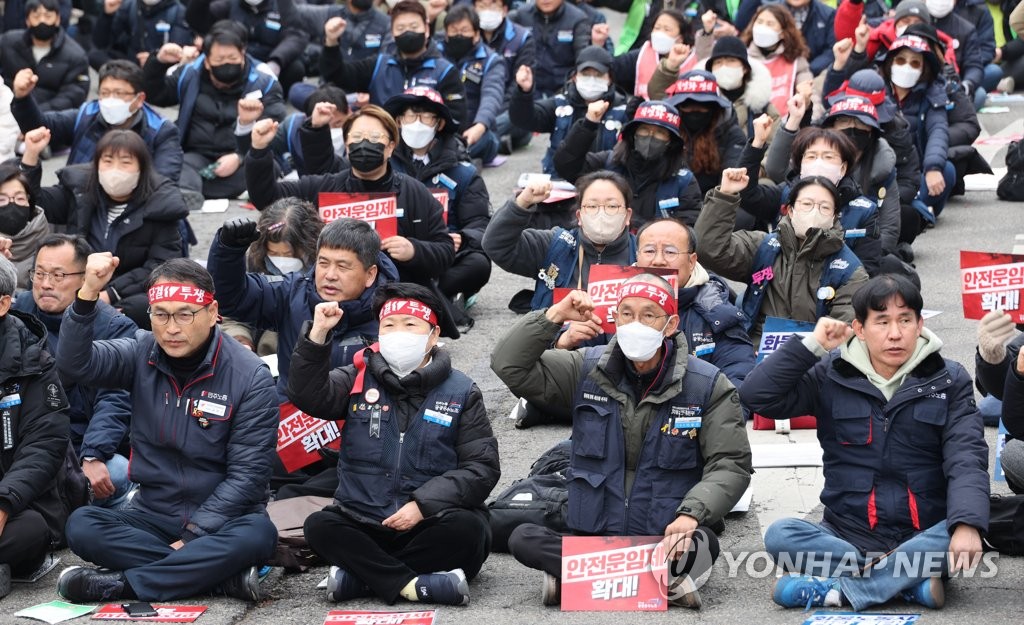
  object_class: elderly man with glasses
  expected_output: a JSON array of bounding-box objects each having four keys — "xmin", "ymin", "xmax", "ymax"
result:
[{"xmin": 54, "ymin": 254, "xmax": 279, "ymax": 604}]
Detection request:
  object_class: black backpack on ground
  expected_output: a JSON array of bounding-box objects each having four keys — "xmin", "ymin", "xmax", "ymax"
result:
[
  {"xmin": 488, "ymin": 440, "xmax": 571, "ymax": 552},
  {"xmin": 997, "ymin": 141, "xmax": 1024, "ymax": 202},
  {"xmin": 985, "ymin": 494, "xmax": 1024, "ymax": 555}
]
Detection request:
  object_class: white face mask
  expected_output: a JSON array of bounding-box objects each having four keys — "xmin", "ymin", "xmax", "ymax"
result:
[
  {"xmin": 330, "ymin": 127, "xmax": 345, "ymax": 153},
  {"xmin": 790, "ymin": 206, "xmax": 834, "ymax": 238},
  {"xmin": 575, "ymin": 76, "xmax": 609, "ymax": 100},
  {"xmin": 141, "ymin": 0, "xmax": 162, "ymax": 6},
  {"xmin": 580, "ymin": 211, "xmax": 627, "ymax": 245},
  {"xmin": 926, "ymin": 0, "xmax": 955, "ymax": 18},
  {"xmin": 616, "ymin": 321, "xmax": 667, "ymax": 362},
  {"xmin": 401, "ymin": 120, "xmax": 436, "ymax": 150},
  {"xmin": 895, "ymin": 25, "xmax": 908, "ymax": 37},
  {"xmin": 478, "ymin": 9, "xmax": 503, "ymax": 31},
  {"xmin": 801, "ymin": 159, "xmax": 844, "ymax": 185},
  {"xmin": 99, "ymin": 97, "xmax": 133, "ymax": 126},
  {"xmin": 379, "ymin": 331, "xmax": 432, "ymax": 378},
  {"xmin": 98, "ymin": 169, "xmax": 140, "ymax": 198},
  {"xmin": 752, "ymin": 24, "xmax": 781, "ymax": 48},
  {"xmin": 890, "ymin": 64, "xmax": 923, "ymax": 89},
  {"xmin": 712, "ymin": 66, "xmax": 745, "ymax": 91},
  {"xmin": 650, "ymin": 31, "xmax": 677, "ymax": 55},
  {"xmin": 243, "ymin": 0, "xmax": 262, "ymax": 6},
  {"xmin": 268, "ymin": 256, "xmax": 304, "ymax": 274}
]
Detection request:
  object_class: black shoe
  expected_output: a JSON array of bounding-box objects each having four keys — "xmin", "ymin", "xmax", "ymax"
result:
[
  {"xmin": 326, "ymin": 566, "xmax": 371, "ymax": 602},
  {"xmin": 219, "ymin": 566, "xmax": 262, "ymax": 602},
  {"xmin": 896, "ymin": 242, "xmax": 915, "ymax": 264},
  {"xmin": 0, "ymin": 563, "xmax": 10, "ymax": 600},
  {"xmin": 413, "ymin": 568, "xmax": 470, "ymax": 606},
  {"xmin": 57, "ymin": 566, "xmax": 128, "ymax": 603},
  {"xmin": 514, "ymin": 400, "xmax": 549, "ymax": 430}
]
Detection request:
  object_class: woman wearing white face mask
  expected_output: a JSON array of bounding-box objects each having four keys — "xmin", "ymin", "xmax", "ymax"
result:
[
  {"xmin": 288, "ymin": 281, "xmax": 500, "ymax": 607},
  {"xmin": 20, "ymin": 127, "xmax": 189, "ymax": 329},
  {"xmin": 482, "ymin": 170, "xmax": 637, "ymax": 311},
  {"xmin": 881, "ymin": 34, "xmax": 956, "ymax": 226},
  {"xmin": 738, "ymin": 5, "xmax": 815, "ymax": 119},
  {"xmin": 696, "ymin": 167, "xmax": 869, "ymax": 343},
  {"xmin": 599, "ymin": 9, "xmax": 692, "ymax": 100}
]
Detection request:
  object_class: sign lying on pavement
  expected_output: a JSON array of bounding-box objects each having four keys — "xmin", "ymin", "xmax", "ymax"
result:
[{"xmin": 323, "ymin": 610, "xmax": 436, "ymax": 624}]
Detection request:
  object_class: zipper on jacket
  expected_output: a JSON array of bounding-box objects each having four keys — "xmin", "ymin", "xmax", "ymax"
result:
[{"xmin": 394, "ymin": 431, "xmax": 405, "ymax": 515}]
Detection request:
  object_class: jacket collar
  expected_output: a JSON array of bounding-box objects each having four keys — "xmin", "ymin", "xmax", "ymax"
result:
[{"xmin": 0, "ymin": 310, "xmax": 48, "ymax": 382}]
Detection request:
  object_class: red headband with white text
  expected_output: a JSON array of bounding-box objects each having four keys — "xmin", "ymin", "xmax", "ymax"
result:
[
  {"xmin": 617, "ymin": 282, "xmax": 677, "ymax": 316},
  {"xmin": 379, "ymin": 299, "xmax": 438, "ymax": 325},
  {"xmin": 148, "ymin": 283, "xmax": 215, "ymax": 307}
]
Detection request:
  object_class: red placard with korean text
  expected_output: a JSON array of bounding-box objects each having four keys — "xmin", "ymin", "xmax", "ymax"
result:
[
  {"xmin": 319, "ymin": 193, "xmax": 398, "ymax": 238},
  {"xmin": 430, "ymin": 190, "xmax": 449, "ymax": 224},
  {"xmin": 561, "ymin": 536, "xmax": 669, "ymax": 611},
  {"xmin": 553, "ymin": 266, "xmax": 678, "ymax": 334},
  {"xmin": 960, "ymin": 251, "xmax": 1024, "ymax": 322},
  {"xmin": 323, "ymin": 610, "xmax": 436, "ymax": 625},
  {"xmin": 93, "ymin": 605, "xmax": 207, "ymax": 622},
  {"xmin": 277, "ymin": 402, "xmax": 342, "ymax": 473}
]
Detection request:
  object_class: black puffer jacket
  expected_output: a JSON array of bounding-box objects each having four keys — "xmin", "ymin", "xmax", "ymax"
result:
[
  {"xmin": 0, "ymin": 311, "xmax": 71, "ymax": 547},
  {"xmin": 0, "ymin": 28, "xmax": 89, "ymax": 112},
  {"xmin": 25, "ymin": 163, "xmax": 188, "ymax": 304}
]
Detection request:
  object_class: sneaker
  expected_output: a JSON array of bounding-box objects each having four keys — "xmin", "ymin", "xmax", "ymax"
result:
[
  {"xmin": 667, "ymin": 574, "xmax": 702, "ymax": 609},
  {"xmin": 998, "ymin": 76, "xmax": 1016, "ymax": 94},
  {"xmin": 0, "ymin": 563, "xmax": 10, "ymax": 600},
  {"xmin": 414, "ymin": 568, "xmax": 470, "ymax": 606},
  {"xmin": 219, "ymin": 566, "xmax": 262, "ymax": 602},
  {"xmin": 772, "ymin": 574, "xmax": 841, "ymax": 610},
  {"xmin": 57, "ymin": 566, "xmax": 128, "ymax": 603},
  {"xmin": 900, "ymin": 577, "xmax": 945, "ymax": 609},
  {"xmin": 541, "ymin": 572, "xmax": 560, "ymax": 606},
  {"xmin": 327, "ymin": 566, "xmax": 371, "ymax": 602}
]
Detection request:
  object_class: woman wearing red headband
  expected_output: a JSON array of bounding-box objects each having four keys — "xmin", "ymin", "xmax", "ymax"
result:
[{"xmin": 287, "ymin": 282, "xmax": 500, "ymax": 608}]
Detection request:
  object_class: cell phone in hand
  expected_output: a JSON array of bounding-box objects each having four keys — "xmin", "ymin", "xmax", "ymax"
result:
[{"xmin": 122, "ymin": 602, "xmax": 159, "ymax": 617}]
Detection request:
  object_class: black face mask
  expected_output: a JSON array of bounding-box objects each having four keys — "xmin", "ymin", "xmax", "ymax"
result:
[
  {"xmin": 445, "ymin": 35, "xmax": 475, "ymax": 60},
  {"xmin": 210, "ymin": 62, "xmax": 244, "ymax": 85},
  {"xmin": 0, "ymin": 204, "xmax": 32, "ymax": 235},
  {"xmin": 680, "ymin": 110, "xmax": 714, "ymax": 135},
  {"xmin": 29, "ymin": 23, "xmax": 58, "ymax": 41},
  {"xmin": 842, "ymin": 127, "xmax": 873, "ymax": 154},
  {"xmin": 348, "ymin": 140, "xmax": 387, "ymax": 172},
  {"xmin": 395, "ymin": 31, "xmax": 426, "ymax": 55},
  {"xmin": 634, "ymin": 135, "xmax": 669, "ymax": 161},
  {"xmin": 351, "ymin": 0, "xmax": 374, "ymax": 9}
]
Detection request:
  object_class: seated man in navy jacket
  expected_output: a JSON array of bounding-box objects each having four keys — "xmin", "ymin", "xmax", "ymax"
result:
[
  {"xmin": 56, "ymin": 256, "xmax": 279, "ymax": 603},
  {"xmin": 740, "ymin": 275, "xmax": 988, "ymax": 611}
]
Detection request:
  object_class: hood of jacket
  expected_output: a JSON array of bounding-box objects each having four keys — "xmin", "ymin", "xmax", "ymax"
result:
[
  {"xmin": 741, "ymin": 58, "xmax": 773, "ymax": 112},
  {"xmin": 0, "ymin": 309, "xmax": 49, "ymax": 384},
  {"xmin": 392, "ymin": 133, "xmax": 462, "ymax": 181},
  {"xmin": 838, "ymin": 325, "xmax": 944, "ymax": 401}
]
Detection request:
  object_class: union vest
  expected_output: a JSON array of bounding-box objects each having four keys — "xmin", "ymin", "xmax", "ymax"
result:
[
  {"xmin": 543, "ymin": 94, "xmax": 627, "ymax": 175},
  {"xmin": 367, "ymin": 54, "xmax": 457, "ymax": 108},
  {"xmin": 566, "ymin": 345, "xmax": 718, "ymax": 535},
  {"xmin": 174, "ymin": 55, "xmax": 278, "ymax": 145},
  {"xmin": 530, "ymin": 227, "xmax": 638, "ymax": 310},
  {"xmin": 69, "ymin": 102, "xmax": 169, "ymax": 166}
]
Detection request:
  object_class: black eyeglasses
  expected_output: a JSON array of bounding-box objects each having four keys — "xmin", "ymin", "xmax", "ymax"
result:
[{"xmin": 147, "ymin": 304, "xmax": 210, "ymax": 326}]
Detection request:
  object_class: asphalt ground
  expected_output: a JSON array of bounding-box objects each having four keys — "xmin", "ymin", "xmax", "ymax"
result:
[{"xmin": 8, "ymin": 51, "xmax": 1024, "ymax": 625}]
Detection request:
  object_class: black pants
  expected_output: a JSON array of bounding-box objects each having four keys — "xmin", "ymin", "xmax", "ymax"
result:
[
  {"xmin": 305, "ymin": 506, "xmax": 491, "ymax": 603},
  {"xmin": 0, "ymin": 508, "xmax": 50, "ymax": 576},
  {"xmin": 507, "ymin": 522, "xmax": 721, "ymax": 581},
  {"xmin": 437, "ymin": 250, "xmax": 491, "ymax": 299},
  {"xmin": 276, "ymin": 465, "xmax": 338, "ymax": 499},
  {"xmin": 180, "ymin": 152, "xmax": 248, "ymax": 200}
]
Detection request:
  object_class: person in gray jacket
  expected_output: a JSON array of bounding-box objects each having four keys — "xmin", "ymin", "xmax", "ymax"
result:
[{"xmin": 491, "ymin": 274, "xmax": 751, "ymax": 608}]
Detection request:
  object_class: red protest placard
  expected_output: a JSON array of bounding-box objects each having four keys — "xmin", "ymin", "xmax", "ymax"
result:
[
  {"xmin": 430, "ymin": 190, "xmax": 449, "ymax": 224},
  {"xmin": 585, "ymin": 266, "xmax": 678, "ymax": 334},
  {"xmin": 92, "ymin": 605, "xmax": 207, "ymax": 622},
  {"xmin": 960, "ymin": 251, "xmax": 1024, "ymax": 322},
  {"xmin": 561, "ymin": 536, "xmax": 669, "ymax": 611},
  {"xmin": 319, "ymin": 193, "xmax": 398, "ymax": 238},
  {"xmin": 277, "ymin": 401, "xmax": 342, "ymax": 473},
  {"xmin": 323, "ymin": 610, "xmax": 436, "ymax": 624}
]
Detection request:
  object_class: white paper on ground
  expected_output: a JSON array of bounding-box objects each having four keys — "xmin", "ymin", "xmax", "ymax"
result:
[
  {"xmin": 729, "ymin": 484, "xmax": 753, "ymax": 513},
  {"xmin": 200, "ymin": 199, "xmax": 230, "ymax": 213},
  {"xmin": 13, "ymin": 601, "xmax": 96, "ymax": 624}
]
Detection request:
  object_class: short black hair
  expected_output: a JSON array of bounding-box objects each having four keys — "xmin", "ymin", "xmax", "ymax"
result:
[
  {"xmin": 0, "ymin": 162, "xmax": 34, "ymax": 210},
  {"xmin": 304, "ymin": 85, "xmax": 350, "ymax": 116},
  {"xmin": 852, "ymin": 274, "xmax": 923, "ymax": 323},
  {"xmin": 98, "ymin": 60, "xmax": 145, "ymax": 96},
  {"xmin": 444, "ymin": 4, "xmax": 481, "ymax": 31},
  {"xmin": 575, "ymin": 170, "xmax": 632, "ymax": 213},
  {"xmin": 203, "ymin": 20, "xmax": 248, "ymax": 55},
  {"xmin": 390, "ymin": 0, "xmax": 427, "ymax": 23},
  {"xmin": 372, "ymin": 282, "xmax": 444, "ymax": 327},
  {"xmin": 635, "ymin": 218, "xmax": 696, "ymax": 253},
  {"xmin": 26, "ymin": 0, "xmax": 61, "ymax": 14},
  {"xmin": 316, "ymin": 218, "xmax": 380, "ymax": 271},
  {"xmin": 37, "ymin": 234, "xmax": 93, "ymax": 268},
  {"xmin": 146, "ymin": 258, "xmax": 215, "ymax": 294}
]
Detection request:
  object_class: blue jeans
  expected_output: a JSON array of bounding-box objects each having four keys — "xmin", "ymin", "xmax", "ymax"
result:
[
  {"xmin": 973, "ymin": 63, "xmax": 1005, "ymax": 109},
  {"xmin": 467, "ymin": 128, "xmax": 499, "ymax": 163},
  {"xmin": 93, "ymin": 453, "xmax": 137, "ymax": 510},
  {"xmin": 764, "ymin": 518, "xmax": 951, "ymax": 611},
  {"xmin": 65, "ymin": 507, "xmax": 277, "ymax": 601}
]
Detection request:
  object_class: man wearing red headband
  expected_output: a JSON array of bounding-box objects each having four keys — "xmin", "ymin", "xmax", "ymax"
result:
[
  {"xmin": 54, "ymin": 254, "xmax": 280, "ymax": 604},
  {"xmin": 492, "ymin": 273, "xmax": 752, "ymax": 608},
  {"xmin": 287, "ymin": 282, "xmax": 499, "ymax": 607}
]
